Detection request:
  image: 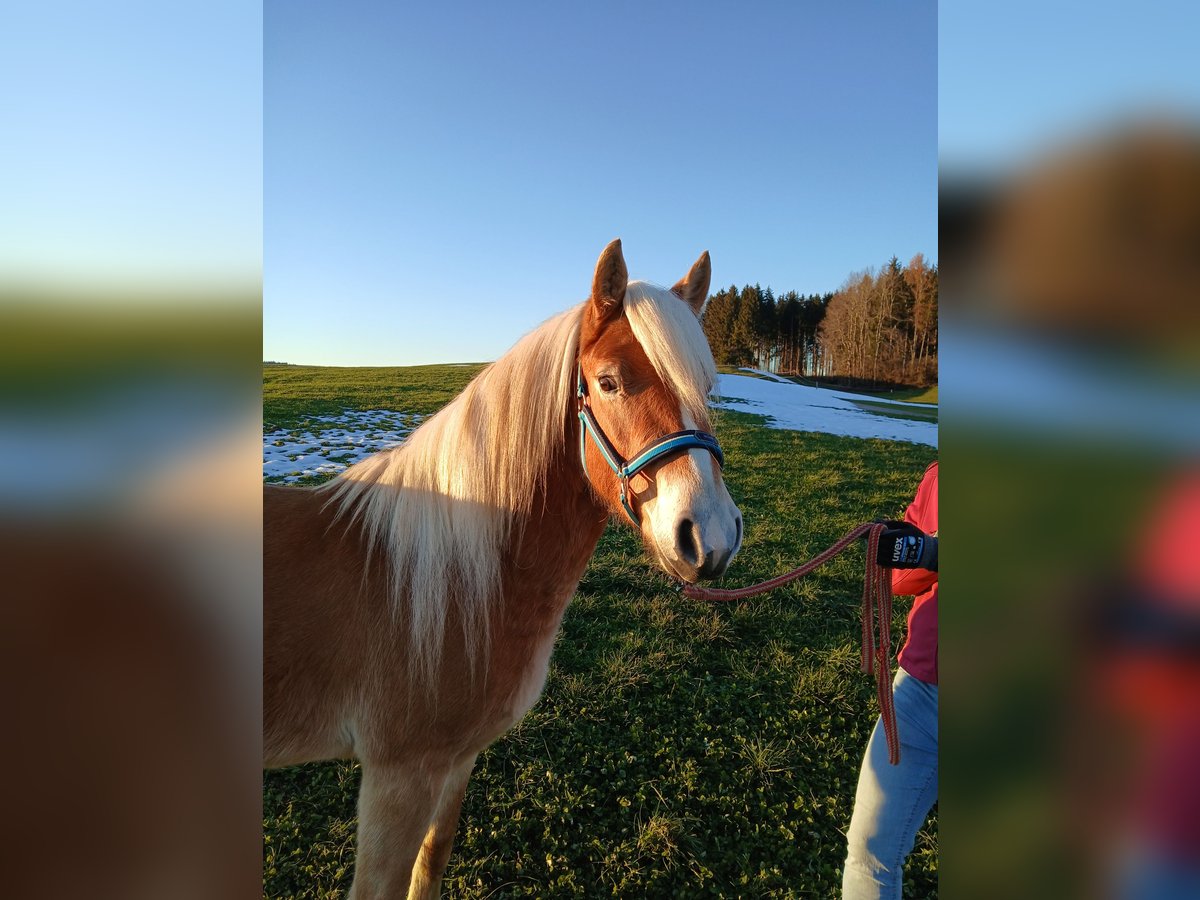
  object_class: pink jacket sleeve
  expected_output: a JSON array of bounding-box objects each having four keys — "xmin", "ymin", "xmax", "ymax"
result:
[{"xmin": 890, "ymin": 463, "xmax": 938, "ymax": 597}]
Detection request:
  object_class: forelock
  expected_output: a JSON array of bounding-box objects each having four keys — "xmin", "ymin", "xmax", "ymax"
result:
[{"xmin": 622, "ymin": 281, "xmax": 717, "ymax": 420}]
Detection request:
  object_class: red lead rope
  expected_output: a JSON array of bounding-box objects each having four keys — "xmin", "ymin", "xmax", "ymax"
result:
[{"xmin": 681, "ymin": 523, "xmax": 901, "ymax": 765}]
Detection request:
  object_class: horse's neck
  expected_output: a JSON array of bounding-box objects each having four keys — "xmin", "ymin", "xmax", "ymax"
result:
[{"xmin": 497, "ymin": 416, "xmax": 609, "ymax": 634}]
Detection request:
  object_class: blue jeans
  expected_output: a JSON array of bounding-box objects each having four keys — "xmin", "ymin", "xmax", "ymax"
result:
[{"xmin": 842, "ymin": 668, "xmax": 938, "ymax": 899}]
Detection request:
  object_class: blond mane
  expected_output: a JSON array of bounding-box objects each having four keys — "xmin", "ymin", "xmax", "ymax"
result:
[
  {"xmin": 624, "ymin": 281, "xmax": 717, "ymax": 421},
  {"xmin": 321, "ymin": 282, "xmax": 715, "ymax": 683}
]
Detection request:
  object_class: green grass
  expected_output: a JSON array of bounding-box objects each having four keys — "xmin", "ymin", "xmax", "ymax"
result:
[
  {"xmin": 264, "ymin": 363, "xmax": 487, "ymax": 430},
  {"xmin": 878, "ymin": 385, "xmax": 938, "ymax": 405},
  {"xmin": 847, "ymin": 399, "xmax": 939, "ymax": 424},
  {"xmin": 263, "ymin": 365, "xmax": 938, "ymax": 898},
  {"xmin": 716, "ymin": 365, "xmax": 774, "ymax": 380}
]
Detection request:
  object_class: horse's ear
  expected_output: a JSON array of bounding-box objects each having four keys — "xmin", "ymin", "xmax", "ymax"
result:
[
  {"xmin": 671, "ymin": 250, "xmax": 711, "ymax": 317},
  {"xmin": 591, "ymin": 239, "xmax": 628, "ymax": 322}
]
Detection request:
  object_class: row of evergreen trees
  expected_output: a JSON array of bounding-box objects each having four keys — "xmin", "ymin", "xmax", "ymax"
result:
[
  {"xmin": 700, "ymin": 253, "xmax": 937, "ymax": 387},
  {"xmin": 702, "ymin": 285, "xmax": 832, "ymax": 376}
]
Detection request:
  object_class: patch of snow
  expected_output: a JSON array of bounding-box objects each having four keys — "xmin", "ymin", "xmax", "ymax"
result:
[
  {"xmin": 712, "ymin": 374, "xmax": 937, "ymax": 447},
  {"xmin": 263, "ymin": 409, "xmax": 424, "ymax": 482}
]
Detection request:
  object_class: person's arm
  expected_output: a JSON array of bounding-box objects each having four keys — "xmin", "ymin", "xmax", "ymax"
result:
[
  {"xmin": 879, "ymin": 463, "xmax": 938, "ymax": 595},
  {"xmin": 879, "ymin": 521, "xmax": 938, "ymax": 595},
  {"xmin": 876, "ymin": 522, "xmax": 937, "ymax": 569}
]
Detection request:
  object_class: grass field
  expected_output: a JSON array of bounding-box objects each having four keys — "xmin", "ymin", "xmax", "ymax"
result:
[
  {"xmin": 263, "ymin": 364, "xmax": 938, "ymax": 898},
  {"xmin": 847, "ymin": 399, "xmax": 938, "ymax": 424},
  {"xmin": 871, "ymin": 385, "xmax": 938, "ymax": 405}
]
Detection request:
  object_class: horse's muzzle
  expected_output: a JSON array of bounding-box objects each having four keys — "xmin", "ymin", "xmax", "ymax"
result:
[{"xmin": 669, "ymin": 511, "xmax": 742, "ymax": 582}]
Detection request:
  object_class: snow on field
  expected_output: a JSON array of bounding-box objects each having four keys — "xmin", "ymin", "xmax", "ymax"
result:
[
  {"xmin": 263, "ymin": 377, "xmax": 936, "ymax": 480},
  {"xmin": 714, "ymin": 374, "xmax": 938, "ymax": 447},
  {"xmin": 263, "ymin": 410, "xmax": 424, "ymax": 482}
]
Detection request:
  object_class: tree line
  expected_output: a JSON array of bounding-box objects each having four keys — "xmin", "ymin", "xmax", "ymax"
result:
[{"xmin": 700, "ymin": 253, "xmax": 937, "ymax": 387}]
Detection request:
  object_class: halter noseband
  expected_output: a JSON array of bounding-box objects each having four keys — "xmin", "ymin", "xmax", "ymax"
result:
[{"xmin": 576, "ymin": 365, "xmax": 725, "ymax": 525}]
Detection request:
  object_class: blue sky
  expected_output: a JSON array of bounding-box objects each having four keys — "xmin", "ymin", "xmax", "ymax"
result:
[
  {"xmin": 1, "ymin": 0, "xmax": 261, "ymax": 291},
  {"xmin": 940, "ymin": 2, "xmax": 1200, "ymax": 174},
  {"xmin": 264, "ymin": 2, "xmax": 936, "ymax": 366}
]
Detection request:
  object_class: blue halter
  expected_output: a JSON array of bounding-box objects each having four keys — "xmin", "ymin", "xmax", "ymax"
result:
[{"xmin": 576, "ymin": 366, "xmax": 725, "ymax": 525}]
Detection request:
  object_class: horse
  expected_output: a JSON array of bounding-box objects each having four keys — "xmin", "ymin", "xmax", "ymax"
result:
[{"xmin": 264, "ymin": 240, "xmax": 743, "ymax": 898}]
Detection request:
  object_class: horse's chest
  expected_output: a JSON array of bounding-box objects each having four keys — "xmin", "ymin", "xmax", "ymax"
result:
[
  {"xmin": 510, "ymin": 628, "xmax": 559, "ymax": 718},
  {"xmin": 472, "ymin": 546, "xmax": 594, "ymax": 747},
  {"xmin": 479, "ymin": 619, "xmax": 561, "ymax": 742}
]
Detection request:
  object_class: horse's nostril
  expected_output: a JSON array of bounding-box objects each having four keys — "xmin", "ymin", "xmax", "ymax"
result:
[
  {"xmin": 734, "ymin": 514, "xmax": 743, "ymax": 548},
  {"xmin": 676, "ymin": 517, "xmax": 701, "ymax": 568}
]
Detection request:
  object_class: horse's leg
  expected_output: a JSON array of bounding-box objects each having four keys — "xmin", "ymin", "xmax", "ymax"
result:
[
  {"xmin": 348, "ymin": 760, "xmax": 445, "ymax": 900},
  {"xmin": 406, "ymin": 755, "xmax": 477, "ymax": 900}
]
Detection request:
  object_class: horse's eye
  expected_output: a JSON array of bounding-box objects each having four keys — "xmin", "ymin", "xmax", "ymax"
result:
[{"xmin": 597, "ymin": 375, "xmax": 618, "ymax": 394}]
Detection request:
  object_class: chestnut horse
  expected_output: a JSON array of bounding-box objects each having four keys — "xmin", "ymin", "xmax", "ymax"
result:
[{"xmin": 264, "ymin": 240, "xmax": 743, "ymax": 898}]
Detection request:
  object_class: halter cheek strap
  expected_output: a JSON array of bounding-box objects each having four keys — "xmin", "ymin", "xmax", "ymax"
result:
[{"xmin": 576, "ymin": 367, "xmax": 725, "ymax": 525}]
